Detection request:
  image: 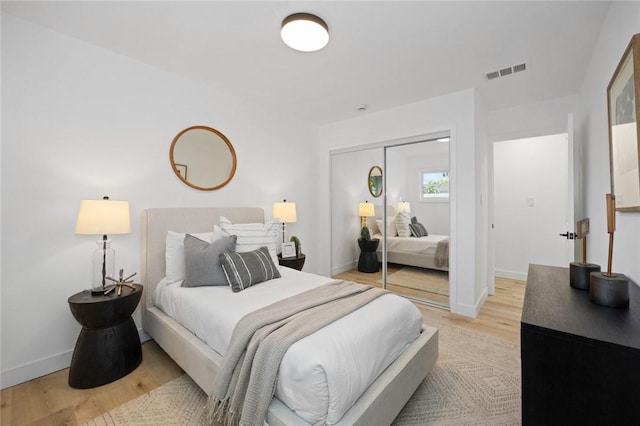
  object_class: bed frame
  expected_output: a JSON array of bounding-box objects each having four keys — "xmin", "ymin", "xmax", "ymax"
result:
[{"xmin": 141, "ymin": 207, "xmax": 438, "ymax": 425}]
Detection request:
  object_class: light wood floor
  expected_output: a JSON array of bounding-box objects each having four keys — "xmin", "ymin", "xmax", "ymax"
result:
[{"xmin": 0, "ymin": 276, "xmax": 525, "ymax": 426}]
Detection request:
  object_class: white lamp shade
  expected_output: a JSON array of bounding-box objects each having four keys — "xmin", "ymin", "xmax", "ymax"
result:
[
  {"xmin": 75, "ymin": 199, "xmax": 131, "ymax": 235},
  {"xmin": 397, "ymin": 201, "xmax": 411, "ymax": 214},
  {"xmin": 359, "ymin": 202, "xmax": 375, "ymax": 217},
  {"xmin": 273, "ymin": 201, "xmax": 297, "ymax": 223},
  {"xmin": 281, "ymin": 13, "xmax": 329, "ymax": 52}
]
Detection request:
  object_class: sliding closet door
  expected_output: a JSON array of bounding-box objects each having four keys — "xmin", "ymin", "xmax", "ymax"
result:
[
  {"xmin": 330, "ymin": 147, "xmax": 384, "ymax": 282},
  {"xmin": 383, "ymin": 140, "xmax": 450, "ymax": 307}
]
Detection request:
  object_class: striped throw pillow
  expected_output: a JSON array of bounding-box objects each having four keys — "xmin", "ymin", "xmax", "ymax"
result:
[
  {"xmin": 395, "ymin": 211, "xmax": 412, "ymax": 238},
  {"xmin": 219, "ymin": 217, "xmax": 279, "ymax": 266},
  {"xmin": 219, "ymin": 246, "xmax": 281, "ymax": 292}
]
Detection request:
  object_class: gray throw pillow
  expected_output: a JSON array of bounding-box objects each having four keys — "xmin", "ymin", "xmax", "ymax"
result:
[
  {"xmin": 182, "ymin": 234, "xmax": 237, "ymax": 287},
  {"xmin": 219, "ymin": 246, "xmax": 281, "ymax": 292},
  {"xmin": 409, "ymin": 220, "xmax": 428, "ymax": 237}
]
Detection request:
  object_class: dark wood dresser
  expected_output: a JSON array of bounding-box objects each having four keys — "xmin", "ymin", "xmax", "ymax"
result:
[{"xmin": 521, "ymin": 264, "xmax": 640, "ymax": 425}]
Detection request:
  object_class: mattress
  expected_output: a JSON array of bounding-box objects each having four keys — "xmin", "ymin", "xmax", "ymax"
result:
[
  {"xmin": 377, "ymin": 233, "xmax": 449, "ymax": 255},
  {"xmin": 153, "ymin": 267, "xmax": 423, "ymax": 425}
]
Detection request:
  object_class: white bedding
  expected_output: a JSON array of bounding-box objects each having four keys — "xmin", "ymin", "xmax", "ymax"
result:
[
  {"xmin": 153, "ymin": 267, "xmax": 423, "ymax": 425},
  {"xmin": 377, "ymin": 233, "xmax": 449, "ymax": 255}
]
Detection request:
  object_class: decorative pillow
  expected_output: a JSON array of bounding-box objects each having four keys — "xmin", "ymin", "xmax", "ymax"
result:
[
  {"xmin": 395, "ymin": 211, "xmax": 412, "ymax": 238},
  {"xmin": 182, "ymin": 234, "xmax": 237, "ymax": 287},
  {"xmin": 376, "ymin": 218, "xmax": 397, "ymax": 237},
  {"xmin": 166, "ymin": 230, "xmax": 221, "ymax": 283},
  {"xmin": 409, "ymin": 217, "xmax": 429, "ymax": 237},
  {"xmin": 219, "ymin": 246, "xmax": 281, "ymax": 292},
  {"xmin": 219, "ymin": 216, "xmax": 279, "ymax": 266}
]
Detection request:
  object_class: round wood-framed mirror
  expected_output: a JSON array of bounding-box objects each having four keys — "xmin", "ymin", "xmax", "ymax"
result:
[
  {"xmin": 368, "ymin": 166, "xmax": 383, "ymax": 197},
  {"xmin": 169, "ymin": 125, "xmax": 237, "ymax": 191}
]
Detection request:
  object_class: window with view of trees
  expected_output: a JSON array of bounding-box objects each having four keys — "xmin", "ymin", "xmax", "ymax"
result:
[{"xmin": 421, "ymin": 171, "xmax": 449, "ymax": 200}]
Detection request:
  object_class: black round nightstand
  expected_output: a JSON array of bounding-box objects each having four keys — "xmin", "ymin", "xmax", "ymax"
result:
[
  {"xmin": 358, "ymin": 238, "xmax": 380, "ymax": 273},
  {"xmin": 278, "ymin": 254, "xmax": 306, "ymax": 271},
  {"xmin": 68, "ymin": 284, "xmax": 143, "ymax": 389}
]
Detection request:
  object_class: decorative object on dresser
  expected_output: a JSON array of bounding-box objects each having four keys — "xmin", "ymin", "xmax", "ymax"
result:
[
  {"xmin": 75, "ymin": 196, "xmax": 131, "ymax": 295},
  {"xmin": 272, "ymin": 199, "xmax": 297, "ymax": 244},
  {"xmin": 589, "ymin": 194, "xmax": 629, "ymax": 308},
  {"xmin": 569, "ymin": 218, "xmax": 600, "ymax": 290},
  {"xmin": 521, "ymin": 264, "xmax": 640, "ymax": 425},
  {"xmin": 280, "ymin": 241, "xmax": 296, "ymax": 258},
  {"xmin": 289, "ymin": 235, "xmax": 302, "ymax": 257},
  {"xmin": 68, "ymin": 284, "xmax": 143, "ymax": 389},
  {"xmin": 169, "ymin": 125, "xmax": 237, "ymax": 191},
  {"xmin": 607, "ymin": 33, "xmax": 640, "ymax": 212}
]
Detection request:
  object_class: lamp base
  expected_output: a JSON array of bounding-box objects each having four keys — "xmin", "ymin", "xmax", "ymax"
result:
[
  {"xmin": 589, "ymin": 272, "xmax": 629, "ymax": 308},
  {"xmin": 90, "ymin": 285, "xmax": 115, "ymax": 296},
  {"xmin": 569, "ymin": 262, "xmax": 600, "ymax": 290}
]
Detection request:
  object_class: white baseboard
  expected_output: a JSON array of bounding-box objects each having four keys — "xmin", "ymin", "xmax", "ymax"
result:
[
  {"xmin": 450, "ymin": 286, "xmax": 489, "ymax": 318},
  {"xmin": 1, "ymin": 327, "xmax": 152, "ymax": 390},
  {"xmin": 332, "ymin": 261, "xmax": 358, "ymax": 276},
  {"xmin": 495, "ymin": 269, "xmax": 527, "ymax": 282}
]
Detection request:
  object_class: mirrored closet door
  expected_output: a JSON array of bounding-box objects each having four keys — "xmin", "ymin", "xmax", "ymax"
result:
[{"xmin": 330, "ymin": 134, "xmax": 450, "ymax": 308}]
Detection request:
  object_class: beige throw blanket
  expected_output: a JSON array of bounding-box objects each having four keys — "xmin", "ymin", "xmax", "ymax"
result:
[
  {"xmin": 207, "ymin": 280, "xmax": 387, "ymax": 426},
  {"xmin": 435, "ymin": 238, "xmax": 449, "ymax": 268}
]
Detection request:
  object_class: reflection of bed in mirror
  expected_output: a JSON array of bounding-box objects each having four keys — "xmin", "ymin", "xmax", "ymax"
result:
[
  {"xmin": 376, "ymin": 233, "xmax": 449, "ymax": 271},
  {"xmin": 369, "ymin": 211, "xmax": 449, "ymax": 272}
]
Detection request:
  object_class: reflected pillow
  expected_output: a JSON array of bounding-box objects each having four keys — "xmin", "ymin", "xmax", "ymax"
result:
[
  {"xmin": 183, "ymin": 234, "xmax": 237, "ymax": 287},
  {"xmin": 376, "ymin": 218, "xmax": 397, "ymax": 238},
  {"xmin": 409, "ymin": 216, "xmax": 428, "ymax": 237},
  {"xmin": 395, "ymin": 211, "xmax": 412, "ymax": 238},
  {"xmin": 220, "ymin": 246, "xmax": 281, "ymax": 292},
  {"xmin": 219, "ymin": 216, "xmax": 279, "ymax": 266}
]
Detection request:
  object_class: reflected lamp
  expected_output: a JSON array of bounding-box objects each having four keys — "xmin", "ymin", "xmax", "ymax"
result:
[{"xmin": 359, "ymin": 201, "xmax": 375, "ymax": 229}]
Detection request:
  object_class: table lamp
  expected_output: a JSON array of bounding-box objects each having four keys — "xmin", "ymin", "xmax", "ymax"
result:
[
  {"xmin": 75, "ymin": 196, "xmax": 131, "ymax": 295},
  {"xmin": 273, "ymin": 199, "xmax": 297, "ymax": 244},
  {"xmin": 359, "ymin": 201, "xmax": 375, "ymax": 229}
]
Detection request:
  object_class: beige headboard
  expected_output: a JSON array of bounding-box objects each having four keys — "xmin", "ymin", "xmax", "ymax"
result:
[{"xmin": 140, "ymin": 207, "xmax": 265, "ymax": 309}]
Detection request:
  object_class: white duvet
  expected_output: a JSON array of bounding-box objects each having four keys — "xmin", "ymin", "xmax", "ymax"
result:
[{"xmin": 153, "ymin": 267, "xmax": 422, "ymax": 425}]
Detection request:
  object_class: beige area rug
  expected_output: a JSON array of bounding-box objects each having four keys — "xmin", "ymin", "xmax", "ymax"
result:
[
  {"xmin": 382, "ymin": 266, "xmax": 450, "ymax": 297},
  {"xmin": 83, "ymin": 319, "xmax": 520, "ymax": 426}
]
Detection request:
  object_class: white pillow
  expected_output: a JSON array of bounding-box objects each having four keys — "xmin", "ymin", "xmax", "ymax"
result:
[
  {"xmin": 165, "ymin": 230, "xmax": 221, "ymax": 283},
  {"xmin": 376, "ymin": 218, "xmax": 397, "ymax": 238},
  {"xmin": 395, "ymin": 211, "xmax": 412, "ymax": 238},
  {"xmin": 219, "ymin": 216, "xmax": 280, "ymax": 266}
]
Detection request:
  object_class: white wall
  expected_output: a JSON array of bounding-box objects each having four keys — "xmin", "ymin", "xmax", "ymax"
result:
[
  {"xmin": 401, "ymin": 149, "xmax": 449, "ymax": 235},
  {"xmin": 493, "ymin": 134, "xmax": 569, "ymax": 280},
  {"xmin": 319, "ymin": 89, "xmax": 487, "ymax": 318},
  {"xmin": 578, "ymin": 2, "xmax": 640, "ymax": 285},
  {"xmin": 1, "ymin": 15, "xmax": 321, "ymax": 388}
]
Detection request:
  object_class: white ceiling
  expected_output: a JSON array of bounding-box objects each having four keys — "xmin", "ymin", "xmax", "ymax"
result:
[{"xmin": 2, "ymin": 1, "xmax": 611, "ymax": 125}]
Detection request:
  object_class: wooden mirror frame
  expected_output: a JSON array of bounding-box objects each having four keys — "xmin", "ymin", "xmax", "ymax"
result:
[
  {"xmin": 368, "ymin": 166, "xmax": 383, "ymax": 198},
  {"xmin": 608, "ymin": 33, "xmax": 640, "ymax": 212},
  {"xmin": 169, "ymin": 125, "xmax": 237, "ymax": 191}
]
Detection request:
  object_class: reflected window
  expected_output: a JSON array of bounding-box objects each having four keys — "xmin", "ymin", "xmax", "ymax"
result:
[{"xmin": 421, "ymin": 171, "xmax": 449, "ymax": 200}]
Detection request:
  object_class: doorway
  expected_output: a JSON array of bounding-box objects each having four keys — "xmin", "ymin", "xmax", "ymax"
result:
[{"xmin": 493, "ymin": 133, "xmax": 570, "ymax": 281}]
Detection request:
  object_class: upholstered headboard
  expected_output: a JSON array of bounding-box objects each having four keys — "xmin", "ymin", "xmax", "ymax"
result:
[{"xmin": 140, "ymin": 207, "xmax": 264, "ymax": 310}]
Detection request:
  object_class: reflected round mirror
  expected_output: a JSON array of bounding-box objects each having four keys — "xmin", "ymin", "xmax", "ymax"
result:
[
  {"xmin": 170, "ymin": 125, "xmax": 237, "ymax": 191},
  {"xmin": 368, "ymin": 166, "xmax": 383, "ymax": 197}
]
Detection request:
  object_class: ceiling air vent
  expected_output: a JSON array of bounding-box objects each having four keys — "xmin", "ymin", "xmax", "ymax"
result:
[{"xmin": 486, "ymin": 62, "xmax": 527, "ymax": 80}]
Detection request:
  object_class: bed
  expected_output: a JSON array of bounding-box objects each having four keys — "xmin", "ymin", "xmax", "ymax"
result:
[{"xmin": 141, "ymin": 207, "xmax": 439, "ymax": 426}]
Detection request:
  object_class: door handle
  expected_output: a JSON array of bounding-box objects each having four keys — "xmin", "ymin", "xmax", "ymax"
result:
[{"xmin": 559, "ymin": 232, "xmax": 575, "ymax": 240}]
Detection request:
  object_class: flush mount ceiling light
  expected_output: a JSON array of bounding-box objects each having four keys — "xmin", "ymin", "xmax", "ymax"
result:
[{"xmin": 281, "ymin": 13, "xmax": 329, "ymax": 52}]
